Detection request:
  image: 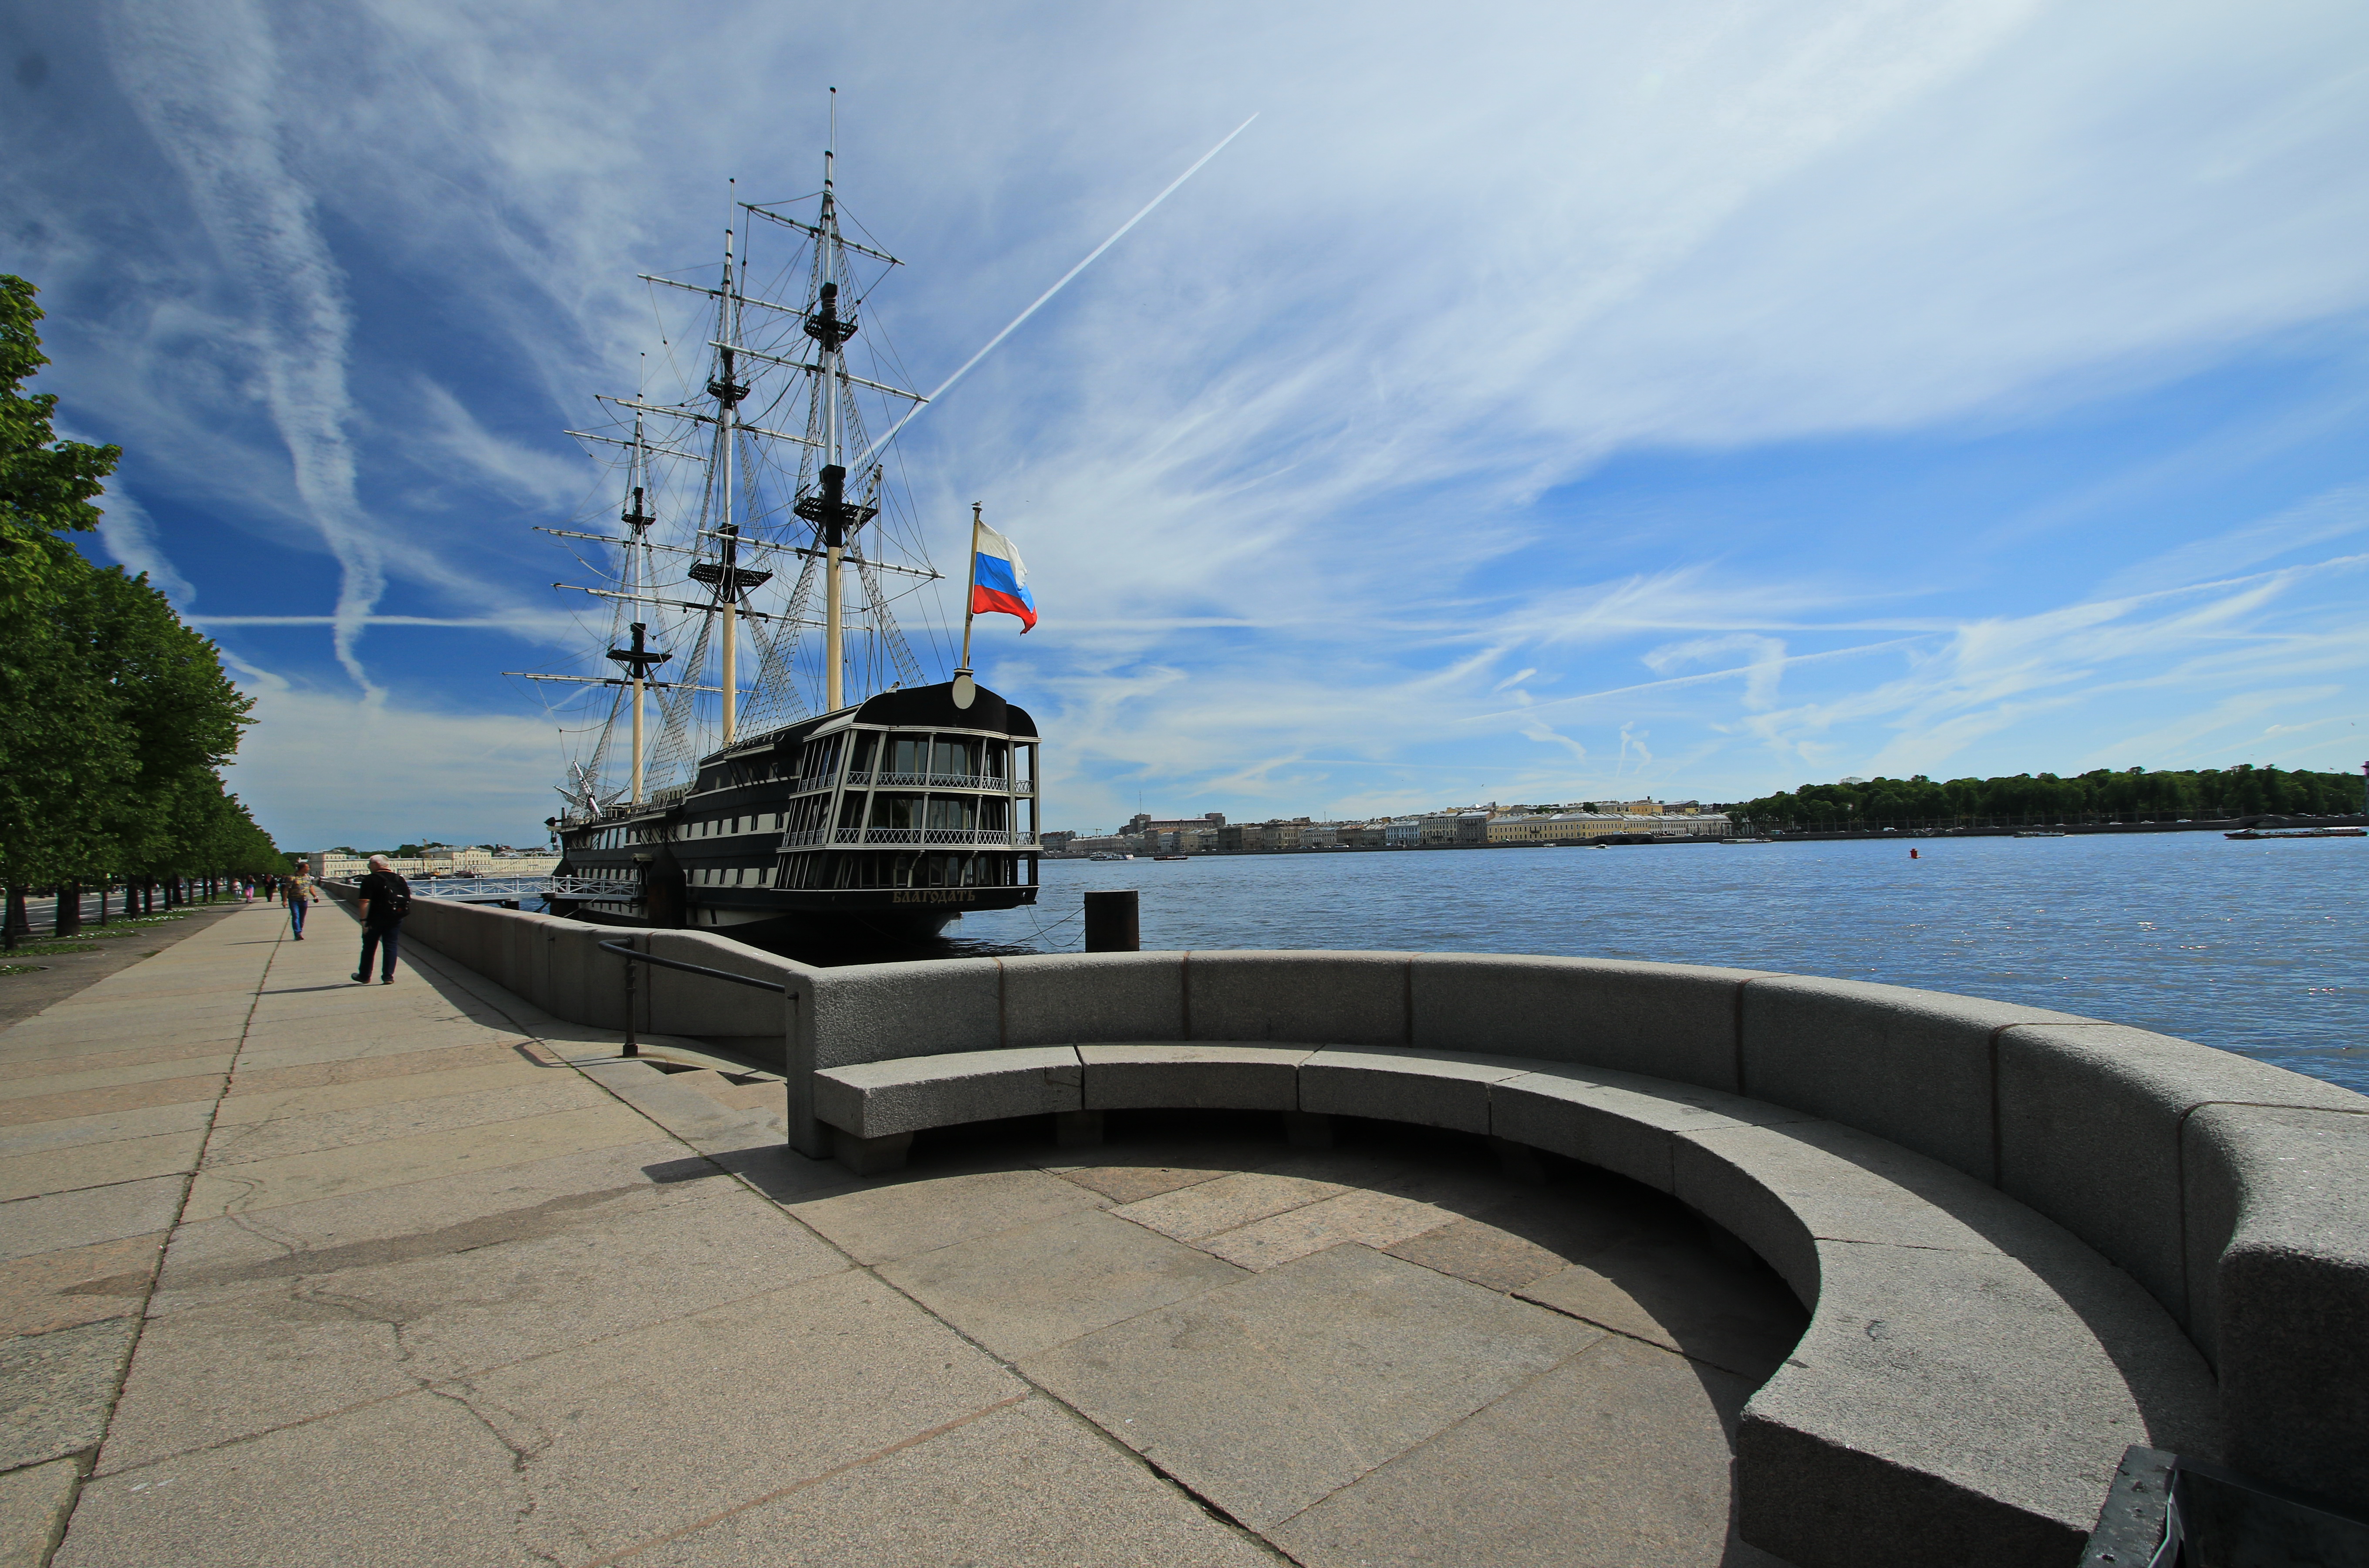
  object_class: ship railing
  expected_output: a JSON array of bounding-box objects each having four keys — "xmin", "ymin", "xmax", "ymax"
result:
[
  {"xmin": 827, "ymin": 828, "xmax": 1037, "ymax": 847},
  {"xmin": 550, "ymin": 876, "xmax": 639, "ymax": 897},
  {"xmin": 778, "ymin": 829, "xmax": 830, "ymax": 848},
  {"xmin": 843, "ymin": 770, "xmax": 1032, "ymax": 794}
]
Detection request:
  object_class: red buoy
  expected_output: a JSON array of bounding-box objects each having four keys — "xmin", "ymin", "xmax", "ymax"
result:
[{"xmin": 1910, "ymin": 848, "xmax": 1920, "ymax": 859}]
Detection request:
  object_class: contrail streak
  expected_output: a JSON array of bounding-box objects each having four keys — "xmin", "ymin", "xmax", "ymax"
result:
[{"xmin": 850, "ymin": 113, "xmax": 1259, "ymax": 471}]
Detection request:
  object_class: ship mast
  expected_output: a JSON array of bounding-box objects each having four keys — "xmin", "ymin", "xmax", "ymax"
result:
[
  {"xmin": 688, "ymin": 193, "xmax": 769, "ymax": 745},
  {"xmin": 820, "ymin": 97, "xmax": 847, "ymax": 711},
  {"xmin": 714, "ymin": 200, "xmax": 745, "ymax": 742},
  {"xmin": 615, "ymin": 414, "xmax": 663, "ymax": 801}
]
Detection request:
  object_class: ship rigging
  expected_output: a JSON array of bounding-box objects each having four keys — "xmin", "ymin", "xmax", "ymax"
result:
[{"xmin": 515, "ymin": 94, "xmax": 1043, "ymax": 938}]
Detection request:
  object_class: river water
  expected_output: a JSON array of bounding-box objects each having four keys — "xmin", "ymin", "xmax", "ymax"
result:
[{"xmin": 926, "ymin": 833, "xmax": 2367, "ymax": 1094}]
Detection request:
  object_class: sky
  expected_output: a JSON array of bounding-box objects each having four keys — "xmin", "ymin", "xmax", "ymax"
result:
[{"xmin": 5, "ymin": 0, "xmax": 2368, "ymax": 848}]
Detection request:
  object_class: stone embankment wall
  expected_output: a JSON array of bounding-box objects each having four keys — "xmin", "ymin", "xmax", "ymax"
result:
[{"xmin": 349, "ymin": 890, "xmax": 2369, "ymax": 1541}]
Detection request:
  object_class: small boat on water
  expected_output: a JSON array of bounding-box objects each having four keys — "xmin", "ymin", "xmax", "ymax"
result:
[
  {"xmin": 2014, "ymin": 830, "xmax": 2068, "ymax": 839},
  {"xmin": 1152, "ymin": 853, "xmax": 1190, "ymax": 861},
  {"xmin": 2224, "ymin": 827, "xmax": 2366, "ymax": 841}
]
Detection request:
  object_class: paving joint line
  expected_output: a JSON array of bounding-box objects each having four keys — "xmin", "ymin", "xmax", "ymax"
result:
[{"xmin": 35, "ymin": 907, "xmax": 286, "ymax": 1563}]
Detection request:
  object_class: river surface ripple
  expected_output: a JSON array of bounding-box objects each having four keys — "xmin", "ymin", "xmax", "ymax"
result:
[{"xmin": 938, "ymin": 833, "xmax": 2367, "ymax": 1095}]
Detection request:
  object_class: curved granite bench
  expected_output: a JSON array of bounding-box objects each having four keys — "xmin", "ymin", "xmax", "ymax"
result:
[{"xmin": 784, "ymin": 950, "xmax": 2369, "ymax": 1568}]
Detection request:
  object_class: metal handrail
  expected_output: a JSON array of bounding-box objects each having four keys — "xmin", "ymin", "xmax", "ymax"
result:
[
  {"xmin": 599, "ymin": 939, "xmax": 789, "ymax": 1058},
  {"xmin": 830, "ymin": 827, "xmax": 1036, "ymax": 847},
  {"xmin": 845, "ymin": 770, "xmax": 1032, "ymax": 793}
]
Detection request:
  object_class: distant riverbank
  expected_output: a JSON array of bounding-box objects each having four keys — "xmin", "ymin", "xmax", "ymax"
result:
[{"xmin": 1043, "ymin": 811, "xmax": 2369, "ymax": 858}]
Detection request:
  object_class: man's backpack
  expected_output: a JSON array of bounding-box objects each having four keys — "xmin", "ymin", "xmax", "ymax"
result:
[{"xmin": 375, "ymin": 877, "xmax": 412, "ymax": 921}]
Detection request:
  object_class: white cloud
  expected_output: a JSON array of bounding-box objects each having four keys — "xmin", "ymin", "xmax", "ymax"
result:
[
  {"xmin": 89, "ymin": 484, "xmax": 196, "ymax": 605},
  {"xmin": 227, "ymin": 674, "xmax": 572, "ymax": 848},
  {"xmin": 101, "ymin": 0, "xmax": 385, "ymax": 690}
]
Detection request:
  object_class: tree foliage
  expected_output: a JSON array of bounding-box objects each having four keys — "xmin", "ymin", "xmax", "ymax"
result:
[
  {"xmin": 0, "ymin": 276, "xmax": 280, "ymax": 897},
  {"xmin": 1730, "ymin": 765, "xmax": 2368, "ymax": 827}
]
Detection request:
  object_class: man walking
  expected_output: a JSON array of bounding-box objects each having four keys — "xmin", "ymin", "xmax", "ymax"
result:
[
  {"xmin": 353, "ymin": 854, "xmax": 410, "ymax": 984},
  {"xmin": 284, "ymin": 867, "xmax": 316, "ymax": 940}
]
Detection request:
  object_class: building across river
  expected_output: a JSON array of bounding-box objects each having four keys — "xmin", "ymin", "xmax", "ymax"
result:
[
  {"xmin": 306, "ymin": 848, "xmax": 560, "ymax": 879},
  {"xmin": 1053, "ymin": 801, "xmax": 1731, "ymax": 855}
]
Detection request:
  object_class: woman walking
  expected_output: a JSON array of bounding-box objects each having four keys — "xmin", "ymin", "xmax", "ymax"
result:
[{"xmin": 284, "ymin": 867, "xmax": 316, "ymax": 941}]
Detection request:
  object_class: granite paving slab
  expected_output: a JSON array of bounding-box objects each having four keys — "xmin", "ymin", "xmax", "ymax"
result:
[
  {"xmin": 156, "ymin": 1138, "xmax": 694, "ymax": 1276},
  {"xmin": 881, "ymin": 1207, "xmax": 1249, "ymax": 1359},
  {"xmin": 0, "ymin": 1317, "xmax": 139, "ymax": 1470},
  {"xmin": 0, "ymin": 1176, "xmax": 189, "ymax": 1265},
  {"xmin": 460, "ymin": 1269, "xmax": 1026, "ymax": 1565},
  {"xmin": 0, "ymin": 1052, "xmax": 236, "ymax": 1102},
  {"xmin": 632, "ymin": 1396, "xmax": 1275, "ymax": 1568},
  {"xmin": 0, "ymin": 1130, "xmax": 208, "ymax": 1204},
  {"xmin": 0, "ymin": 1076, "xmax": 226, "ymax": 1130},
  {"xmin": 0, "ymin": 1233, "xmax": 165, "ymax": 1338},
  {"xmin": 0, "ymin": 1099, "xmax": 217, "ymax": 1160},
  {"xmin": 56, "ymin": 1385, "xmax": 544, "ymax": 1568},
  {"xmin": 201, "ymin": 1078, "xmax": 613, "ymax": 1167},
  {"xmin": 1269, "ymin": 1333, "xmax": 1785, "ymax": 1567},
  {"xmin": 181, "ymin": 1101, "xmax": 655, "ymax": 1217},
  {"xmin": 1519, "ymin": 1233, "xmax": 1809, "ymax": 1381},
  {"xmin": 787, "ymin": 1166, "xmax": 1109, "ymax": 1265},
  {"xmin": 103, "ymin": 1175, "xmax": 847, "ymax": 1472},
  {"xmin": 1384, "ymin": 1214, "xmax": 1578, "ymax": 1292},
  {"xmin": 0, "ymin": 1454, "xmax": 80, "ymax": 1568},
  {"xmin": 0, "ymin": 1039, "xmax": 238, "ymax": 1082},
  {"xmin": 1022, "ymin": 1242, "xmax": 1602, "ymax": 1529},
  {"xmin": 1110, "ymin": 1168, "xmax": 1343, "ymax": 1241},
  {"xmin": 1198, "ymin": 1187, "xmax": 1453, "ymax": 1271},
  {"xmin": 223, "ymin": 1039, "xmax": 546, "ymax": 1098},
  {"xmin": 1053, "ymin": 1160, "xmax": 1230, "ymax": 1204}
]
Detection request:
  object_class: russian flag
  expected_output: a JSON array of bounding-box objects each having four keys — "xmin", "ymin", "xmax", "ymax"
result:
[{"xmin": 970, "ymin": 522, "xmax": 1037, "ymax": 631}]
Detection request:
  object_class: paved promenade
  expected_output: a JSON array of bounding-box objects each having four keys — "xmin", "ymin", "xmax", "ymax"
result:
[{"xmin": 0, "ymin": 902, "xmax": 1801, "ymax": 1566}]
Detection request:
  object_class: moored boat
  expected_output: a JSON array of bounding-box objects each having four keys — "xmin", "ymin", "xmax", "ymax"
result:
[{"xmin": 519, "ymin": 104, "xmax": 1043, "ymax": 940}]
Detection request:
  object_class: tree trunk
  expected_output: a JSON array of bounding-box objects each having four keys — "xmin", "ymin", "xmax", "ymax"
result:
[
  {"xmin": 3, "ymin": 886, "xmax": 24, "ymax": 952},
  {"xmin": 54, "ymin": 880, "xmax": 81, "ymax": 938},
  {"xmin": 96, "ymin": 879, "xmax": 109, "ymax": 925}
]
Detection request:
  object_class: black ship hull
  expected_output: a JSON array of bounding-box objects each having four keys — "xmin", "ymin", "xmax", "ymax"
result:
[
  {"xmin": 560, "ymin": 885, "xmax": 1032, "ymax": 941},
  {"xmin": 550, "ymin": 680, "xmax": 1042, "ymax": 944}
]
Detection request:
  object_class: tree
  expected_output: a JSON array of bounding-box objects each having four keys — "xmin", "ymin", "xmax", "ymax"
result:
[
  {"xmin": 1727, "ymin": 765, "xmax": 2363, "ymax": 828},
  {"xmin": 0, "ymin": 277, "xmax": 276, "ymax": 941}
]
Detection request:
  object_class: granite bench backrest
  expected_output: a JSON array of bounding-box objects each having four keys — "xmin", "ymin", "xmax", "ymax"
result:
[{"xmin": 795, "ymin": 948, "xmax": 2369, "ymax": 1515}]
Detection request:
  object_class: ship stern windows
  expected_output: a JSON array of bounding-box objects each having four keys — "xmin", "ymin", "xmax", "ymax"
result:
[
  {"xmin": 931, "ymin": 736, "xmax": 978, "ymax": 782},
  {"xmin": 867, "ymin": 792, "xmax": 925, "ymax": 842},
  {"xmin": 883, "ymin": 735, "xmax": 928, "ymax": 782}
]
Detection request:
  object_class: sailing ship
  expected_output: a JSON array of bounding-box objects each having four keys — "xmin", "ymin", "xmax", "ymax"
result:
[{"xmin": 520, "ymin": 106, "xmax": 1042, "ymax": 939}]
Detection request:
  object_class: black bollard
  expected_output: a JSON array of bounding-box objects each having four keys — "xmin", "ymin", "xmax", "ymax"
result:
[{"xmin": 1083, "ymin": 889, "xmax": 1140, "ymax": 952}]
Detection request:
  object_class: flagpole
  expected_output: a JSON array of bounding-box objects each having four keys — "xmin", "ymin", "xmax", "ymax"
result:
[{"xmin": 959, "ymin": 501, "xmax": 981, "ymax": 672}]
